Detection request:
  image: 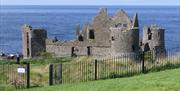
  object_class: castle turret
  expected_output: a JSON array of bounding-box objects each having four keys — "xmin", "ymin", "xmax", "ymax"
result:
[
  {"xmin": 132, "ymin": 13, "xmax": 139, "ymax": 28},
  {"xmin": 142, "ymin": 25, "xmax": 166, "ymax": 57},
  {"xmin": 110, "ymin": 11, "xmax": 139, "ymax": 56},
  {"xmin": 111, "ymin": 28, "xmax": 139, "ymax": 56},
  {"xmin": 22, "ymin": 24, "xmax": 47, "ymax": 59}
]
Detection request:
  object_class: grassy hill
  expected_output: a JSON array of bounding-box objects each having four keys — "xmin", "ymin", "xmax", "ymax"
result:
[{"xmin": 20, "ymin": 68, "xmax": 180, "ymax": 91}]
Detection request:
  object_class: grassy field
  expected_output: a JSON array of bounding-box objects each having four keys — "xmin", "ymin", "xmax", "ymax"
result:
[
  {"xmin": 0, "ymin": 56, "xmax": 74, "ymax": 90},
  {"xmin": 1, "ymin": 53, "xmax": 180, "ymax": 91},
  {"xmin": 0, "ymin": 56, "xmax": 94, "ymax": 90},
  {"xmin": 19, "ymin": 68, "xmax": 180, "ymax": 91}
]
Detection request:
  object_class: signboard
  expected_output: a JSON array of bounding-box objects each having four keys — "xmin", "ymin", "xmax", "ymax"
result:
[{"xmin": 17, "ymin": 67, "xmax": 26, "ymax": 74}]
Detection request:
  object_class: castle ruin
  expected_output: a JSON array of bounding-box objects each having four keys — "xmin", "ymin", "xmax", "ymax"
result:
[
  {"xmin": 22, "ymin": 25, "xmax": 47, "ymax": 59},
  {"xmin": 21, "ymin": 8, "xmax": 166, "ymax": 58}
]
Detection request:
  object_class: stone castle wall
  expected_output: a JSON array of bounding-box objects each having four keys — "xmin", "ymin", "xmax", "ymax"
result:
[
  {"xmin": 21, "ymin": 8, "xmax": 166, "ymax": 58},
  {"xmin": 46, "ymin": 44, "xmax": 72, "ymax": 57},
  {"xmin": 111, "ymin": 28, "xmax": 139, "ymax": 56},
  {"xmin": 46, "ymin": 41, "xmax": 111, "ymax": 57},
  {"xmin": 143, "ymin": 25, "xmax": 165, "ymax": 51},
  {"xmin": 22, "ymin": 25, "xmax": 47, "ymax": 58}
]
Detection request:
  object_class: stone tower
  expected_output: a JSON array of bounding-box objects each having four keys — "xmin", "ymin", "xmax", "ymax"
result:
[
  {"xmin": 142, "ymin": 25, "xmax": 166, "ymax": 57},
  {"xmin": 22, "ymin": 24, "xmax": 47, "ymax": 59},
  {"xmin": 111, "ymin": 11, "xmax": 139, "ymax": 56}
]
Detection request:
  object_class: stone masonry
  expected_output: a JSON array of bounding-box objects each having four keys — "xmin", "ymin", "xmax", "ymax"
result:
[{"xmin": 21, "ymin": 8, "xmax": 166, "ymax": 58}]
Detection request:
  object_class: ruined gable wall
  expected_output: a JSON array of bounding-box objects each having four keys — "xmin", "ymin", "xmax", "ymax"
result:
[
  {"xmin": 143, "ymin": 26, "xmax": 165, "ymax": 50},
  {"xmin": 86, "ymin": 8, "xmax": 111, "ymax": 46}
]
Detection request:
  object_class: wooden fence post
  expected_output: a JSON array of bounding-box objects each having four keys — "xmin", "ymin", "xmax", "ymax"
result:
[
  {"xmin": 49, "ymin": 64, "xmax": 53, "ymax": 86},
  {"xmin": 95, "ymin": 59, "xmax": 97, "ymax": 80},
  {"xmin": 26, "ymin": 63, "xmax": 30, "ymax": 88},
  {"xmin": 142, "ymin": 52, "xmax": 145, "ymax": 73},
  {"xmin": 59, "ymin": 64, "xmax": 62, "ymax": 84}
]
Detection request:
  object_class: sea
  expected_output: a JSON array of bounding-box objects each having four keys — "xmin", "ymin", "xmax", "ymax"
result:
[{"xmin": 0, "ymin": 5, "xmax": 180, "ymax": 53}]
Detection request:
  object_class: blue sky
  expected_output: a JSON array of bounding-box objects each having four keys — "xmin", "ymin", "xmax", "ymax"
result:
[{"xmin": 1, "ymin": 0, "xmax": 180, "ymax": 6}]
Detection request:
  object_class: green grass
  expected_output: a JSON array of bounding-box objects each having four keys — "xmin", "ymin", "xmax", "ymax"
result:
[
  {"xmin": 1, "ymin": 55, "xmax": 180, "ymax": 91},
  {"xmin": 0, "ymin": 56, "xmax": 94, "ymax": 89},
  {"xmin": 0, "ymin": 57, "xmax": 74, "ymax": 90},
  {"xmin": 19, "ymin": 68, "xmax": 180, "ymax": 91},
  {"xmin": 0, "ymin": 57, "xmax": 74, "ymax": 65}
]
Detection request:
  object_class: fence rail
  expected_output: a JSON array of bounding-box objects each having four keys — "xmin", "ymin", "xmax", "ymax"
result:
[
  {"xmin": 1, "ymin": 48, "xmax": 180, "ymax": 88},
  {"xmin": 50, "ymin": 48, "xmax": 180, "ymax": 86},
  {"xmin": 0, "ymin": 63, "xmax": 30, "ymax": 89}
]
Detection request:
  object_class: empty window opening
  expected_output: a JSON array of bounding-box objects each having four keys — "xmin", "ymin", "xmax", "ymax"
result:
[
  {"xmin": 123, "ymin": 24, "xmax": 127, "ymax": 27},
  {"xmin": 140, "ymin": 42, "xmax": 143, "ymax": 46},
  {"xmin": 144, "ymin": 43, "xmax": 150, "ymax": 52},
  {"xmin": 27, "ymin": 48, "xmax": 30, "ymax": 57},
  {"xmin": 87, "ymin": 46, "xmax": 91, "ymax": 56},
  {"xmin": 115, "ymin": 23, "xmax": 122, "ymax": 27},
  {"xmin": 71, "ymin": 47, "xmax": 75, "ymax": 57},
  {"xmin": 89, "ymin": 30, "xmax": 95, "ymax": 39},
  {"xmin": 26, "ymin": 32, "xmax": 30, "ymax": 57},
  {"xmin": 78, "ymin": 35, "xmax": 83, "ymax": 41},
  {"xmin": 26, "ymin": 32, "xmax": 29, "ymax": 47},
  {"xmin": 132, "ymin": 45, "xmax": 135, "ymax": 52},
  {"xmin": 112, "ymin": 36, "xmax": 115, "ymax": 41},
  {"xmin": 148, "ymin": 33, "xmax": 152, "ymax": 40},
  {"xmin": 147, "ymin": 28, "xmax": 151, "ymax": 34}
]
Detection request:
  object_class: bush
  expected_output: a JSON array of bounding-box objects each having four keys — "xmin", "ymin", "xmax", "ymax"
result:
[{"xmin": 40, "ymin": 52, "xmax": 54, "ymax": 59}]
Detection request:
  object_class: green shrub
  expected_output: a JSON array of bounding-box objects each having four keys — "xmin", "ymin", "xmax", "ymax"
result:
[{"xmin": 40, "ymin": 52, "xmax": 54, "ymax": 59}]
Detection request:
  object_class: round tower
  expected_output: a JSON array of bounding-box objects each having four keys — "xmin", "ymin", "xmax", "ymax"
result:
[{"xmin": 111, "ymin": 28, "xmax": 139, "ymax": 56}]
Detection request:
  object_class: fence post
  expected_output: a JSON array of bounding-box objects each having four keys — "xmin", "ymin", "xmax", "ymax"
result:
[
  {"xmin": 95, "ymin": 59, "xmax": 97, "ymax": 80},
  {"xmin": 49, "ymin": 64, "xmax": 53, "ymax": 86},
  {"xmin": 26, "ymin": 63, "xmax": 30, "ymax": 88},
  {"xmin": 59, "ymin": 64, "xmax": 62, "ymax": 84},
  {"xmin": 141, "ymin": 52, "xmax": 145, "ymax": 73}
]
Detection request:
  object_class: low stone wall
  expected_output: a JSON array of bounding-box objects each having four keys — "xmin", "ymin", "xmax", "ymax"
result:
[
  {"xmin": 46, "ymin": 44, "xmax": 111, "ymax": 57},
  {"xmin": 46, "ymin": 44, "xmax": 72, "ymax": 57}
]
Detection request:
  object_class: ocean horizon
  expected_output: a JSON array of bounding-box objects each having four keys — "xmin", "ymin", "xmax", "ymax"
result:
[{"xmin": 0, "ymin": 5, "xmax": 180, "ymax": 53}]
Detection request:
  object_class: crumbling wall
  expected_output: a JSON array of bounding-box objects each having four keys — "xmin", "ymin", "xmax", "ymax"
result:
[{"xmin": 46, "ymin": 44, "xmax": 72, "ymax": 57}]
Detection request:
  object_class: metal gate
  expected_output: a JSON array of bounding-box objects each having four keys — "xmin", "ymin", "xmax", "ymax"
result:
[{"xmin": 0, "ymin": 63, "xmax": 30, "ymax": 89}]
